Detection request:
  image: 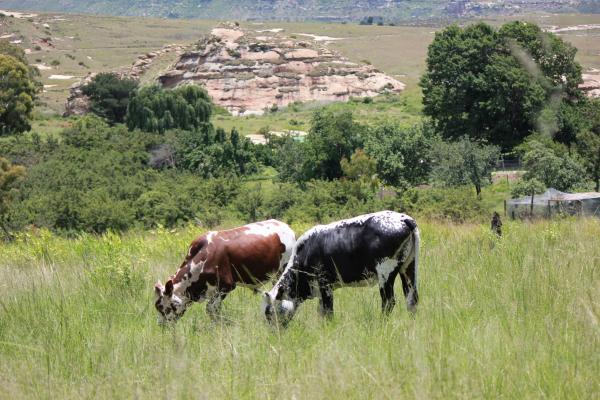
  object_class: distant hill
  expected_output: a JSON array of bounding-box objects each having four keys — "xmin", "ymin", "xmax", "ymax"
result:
[{"xmin": 0, "ymin": 1, "xmax": 592, "ymax": 22}]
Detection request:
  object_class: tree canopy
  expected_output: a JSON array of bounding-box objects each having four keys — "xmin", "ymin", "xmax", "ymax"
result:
[
  {"xmin": 81, "ymin": 73, "xmax": 139, "ymax": 124},
  {"xmin": 0, "ymin": 54, "xmax": 38, "ymax": 135},
  {"xmin": 430, "ymin": 136, "xmax": 500, "ymax": 197},
  {"xmin": 420, "ymin": 21, "xmax": 582, "ymax": 150},
  {"xmin": 126, "ymin": 85, "xmax": 212, "ymax": 133}
]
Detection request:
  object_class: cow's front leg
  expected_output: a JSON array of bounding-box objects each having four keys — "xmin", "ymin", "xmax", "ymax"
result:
[
  {"xmin": 206, "ymin": 291, "xmax": 228, "ymax": 320},
  {"xmin": 318, "ymin": 285, "xmax": 334, "ymax": 319}
]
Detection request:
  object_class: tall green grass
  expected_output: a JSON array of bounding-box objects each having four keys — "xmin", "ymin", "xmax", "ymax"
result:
[{"xmin": 0, "ymin": 219, "xmax": 599, "ymax": 399}]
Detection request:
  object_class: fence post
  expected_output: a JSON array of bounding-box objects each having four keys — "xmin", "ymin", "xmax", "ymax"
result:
[{"xmin": 530, "ymin": 191, "xmax": 535, "ymax": 219}]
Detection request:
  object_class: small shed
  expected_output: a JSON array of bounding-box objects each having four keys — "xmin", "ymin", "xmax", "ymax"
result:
[{"xmin": 506, "ymin": 188, "xmax": 600, "ymax": 219}]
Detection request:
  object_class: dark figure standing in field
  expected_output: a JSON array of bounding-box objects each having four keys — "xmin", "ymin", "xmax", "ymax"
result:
[
  {"xmin": 491, "ymin": 212, "xmax": 502, "ymax": 236},
  {"xmin": 263, "ymin": 211, "xmax": 420, "ymax": 325}
]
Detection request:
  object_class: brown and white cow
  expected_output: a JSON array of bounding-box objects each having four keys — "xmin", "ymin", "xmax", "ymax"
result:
[{"xmin": 154, "ymin": 219, "xmax": 295, "ymax": 323}]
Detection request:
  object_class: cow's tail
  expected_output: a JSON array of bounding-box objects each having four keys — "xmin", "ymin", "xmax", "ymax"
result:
[
  {"xmin": 412, "ymin": 226, "xmax": 420, "ymax": 291},
  {"xmin": 404, "ymin": 218, "xmax": 420, "ymax": 291}
]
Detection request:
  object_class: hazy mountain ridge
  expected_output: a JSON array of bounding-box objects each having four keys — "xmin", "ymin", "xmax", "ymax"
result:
[{"xmin": 0, "ymin": 1, "xmax": 591, "ymax": 22}]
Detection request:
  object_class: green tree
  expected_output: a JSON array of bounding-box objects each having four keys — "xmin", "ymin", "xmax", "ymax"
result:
[
  {"xmin": 430, "ymin": 136, "xmax": 500, "ymax": 198},
  {"xmin": 510, "ymin": 177, "xmax": 546, "ymax": 198},
  {"xmin": 126, "ymin": 85, "xmax": 212, "ymax": 133},
  {"xmin": 341, "ymin": 149, "xmax": 379, "ymax": 200},
  {"xmin": 0, "ymin": 54, "xmax": 38, "ymax": 135},
  {"xmin": 235, "ymin": 184, "xmax": 264, "ymax": 222},
  {"xmin": 81, "ymin": 73, "xmax": 138, "ymax": 124},
  {"xmin": 420, "ymin": 22, "xmax": 582, "ymax": 150},
  {"xmin": 0, "ymin": 157, "xmax": 25, "ymax": 237},
  {"xmin": 302, "ymin": 110, "xmax": 363, "ymax": 181},
  {"xmin": 519, "ymin": 139, "xmax": 586, "ymax": 192},
  {"xmin": 0, "ymin": 40, "xmax": 40, "ymax": 82},
  {"xmin": 364, "ymin": 122, "xmax": 436, "ymax": 187},
  {"xmin": 576, "ymin": 100, "xmax": 600, "ymax": 191}
]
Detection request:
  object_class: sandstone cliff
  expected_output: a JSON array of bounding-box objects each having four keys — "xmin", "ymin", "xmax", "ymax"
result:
[{"xmin": 158, "ymin": 24, "xmax": 405, "ymax": 115}]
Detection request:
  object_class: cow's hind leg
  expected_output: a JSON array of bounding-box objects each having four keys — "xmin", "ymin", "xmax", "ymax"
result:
[
  {"xmin": 379, "ymin": 267, "xmax": 399, "ymax": 314},
  {"xmin": 400, "ymin": 259, "xmax": 418, "ymax": 313}
]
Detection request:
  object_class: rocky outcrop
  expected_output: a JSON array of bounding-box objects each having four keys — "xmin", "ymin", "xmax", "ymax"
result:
[
  {"xmin": 63, "ymin": 72, "xmax": 95, "ymax": 117},
  {"xmin": 580, "ymin": 71, "xmax": 600, "ymax": 99},
  {"xmin": 158, "ymin": 23, "xmax": 405, "ymax": 115}
]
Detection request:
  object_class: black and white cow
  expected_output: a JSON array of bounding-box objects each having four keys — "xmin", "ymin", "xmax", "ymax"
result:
[{"xmin": 262, "ymin": 211, "xmax": 420, "ymax": 324}]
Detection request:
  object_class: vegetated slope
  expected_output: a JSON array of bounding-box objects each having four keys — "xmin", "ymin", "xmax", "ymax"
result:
[{"xmin": 0, "ymin": 0, "xmax": 586, "ymax": 21}]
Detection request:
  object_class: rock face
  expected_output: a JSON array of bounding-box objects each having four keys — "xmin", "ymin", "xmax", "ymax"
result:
[
  {"xmin": 580, "ymin": 71, "xmax": 600, "ymax": 99},
  {"xmin": 158, "ymin": 23, "xmax": 405, "ymax": 115},
  {"xmin": 63, "ymin": 72, "xmax": 95, "ymax": 117}
]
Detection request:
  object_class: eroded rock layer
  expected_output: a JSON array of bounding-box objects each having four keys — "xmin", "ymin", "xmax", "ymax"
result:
[
  {"xmin": 158, "ymin": 24, "xmax": 405, "ymax": 115},
  {"xmin": 580, "ymin": 71, "xmax": 600, "ymax": 99}
]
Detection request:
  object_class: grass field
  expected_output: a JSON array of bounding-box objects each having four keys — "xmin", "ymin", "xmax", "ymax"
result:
[{"xmin": 1, "ymin": 217, "xmax": 598, "ymax": 399}]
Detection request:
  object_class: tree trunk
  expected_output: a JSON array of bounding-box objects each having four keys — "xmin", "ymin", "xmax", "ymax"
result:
[{"xmin": 475, "ymin": 184, "xmax": 482, "ymax": 199}]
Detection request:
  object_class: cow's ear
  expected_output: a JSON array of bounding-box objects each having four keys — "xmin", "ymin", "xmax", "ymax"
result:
[
  {"xmin": 164, "ymin": 279, "xmax": 174, "ymax": 297},
  {"xmin": 154, "ymin": 281, "xmax": 163, "ymax": 298},
  {"xmin": 275, "ymin": 286, "xmax": 284, "ymax": 300}
]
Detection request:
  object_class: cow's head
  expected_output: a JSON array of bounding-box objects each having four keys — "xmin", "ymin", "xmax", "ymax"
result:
[
  {"xmin": 262, "ymin": 287, "xmax": 295, "ymax": 326},
  {"xmin": 154, "ymin": 279, "xmax": 188, "ymax": 324}
]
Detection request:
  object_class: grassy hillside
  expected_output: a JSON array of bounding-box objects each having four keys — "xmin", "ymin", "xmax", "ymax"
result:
[
  {"xmin": 3, "ymin": 11, "xmax": 600, "ymax": 136},
  {"xmin": 0, "ymin": 218, "xmax": 598, "ymax": 398}
]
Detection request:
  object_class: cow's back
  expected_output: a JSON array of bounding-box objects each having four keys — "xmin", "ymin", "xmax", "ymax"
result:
[
  {"xmin": 299, "ymin": 211, "xmax": 415, "ymax": 283},
  {"xmin": 215, "ymin": 220, "xmax": 295, "ymax": 286}
]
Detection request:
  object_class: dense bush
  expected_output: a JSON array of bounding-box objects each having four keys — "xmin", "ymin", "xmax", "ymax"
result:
[
  {"xmin": 126, "ymin": 85, "xmax": 212, "ymax": 133},
  {"xmin": 5, "ymin": 117, "xmax": 241, "ymax": 233},
  {"xmin": 169, "ymin": 127, "xmax": 259, "ymax": 178},
  {"xmin": 81, "ymin": 73, "xmax": 139, "ymax": 124}
]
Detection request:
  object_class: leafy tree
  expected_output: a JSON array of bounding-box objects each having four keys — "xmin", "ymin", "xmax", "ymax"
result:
[
  {"xmin": 301, "ymin": 110, "xmax": 363, "ymax": 181},
  {"xmin": 169, "ymin": 127, "xmax": 259, "ymax": 178},
  {"xmin": 576, "ymin": 100, "xmax": 600, "ymax": 191},
  {"xmin": 271, "ymin": 135, "xmax": 307, "ymax": 183},
  {"xmin": 81, "ymin": 73, "xmax": 138, "ymax": 124},
  {"xmin": 0, "ymin": 157, "xmax": 25, "ymax": 237},
  {"xmin": 519, "ymin": 139, "xmax": 586, "ymax": 192},
  {"xmin": 510, "ymin": 177, "xmax": 546, "ymax": 198},
  {"xmin": 420, "ymin": 22, "xmax": 582, "ymax": 150},
  {"xmin": 364, "ymin": 122, "xmax": 436, "ymax": 187},
  {"xmin": 0, "ymin": 54, "xmax": 38, "ymax": 135},
  {"xmin": 430, "ymin": 136, "xmax": 500, "ymax": 197},
  {"xmin": 341, "ymin": 149, "xmax": 379, "ymax": 201},
  {"xmin": 126, "ymin": 85, "xmax": 212, "ymax": 133},
  {"xmin": 235, "ymin": 184, "xmax": 264, "ymax": 222},
  {"xmin": 0, "ymin": 40, "xmax": 40, "ymax": 81}
]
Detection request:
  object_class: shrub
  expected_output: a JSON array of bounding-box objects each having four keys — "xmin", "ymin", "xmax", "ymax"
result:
[
  {"xmin": 81, "ymin": 73, "xmax": 139, "ymax": 124},
  {"xmin": 126, "ymin": 85, "xmax": 212, "ymax": 133}
]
